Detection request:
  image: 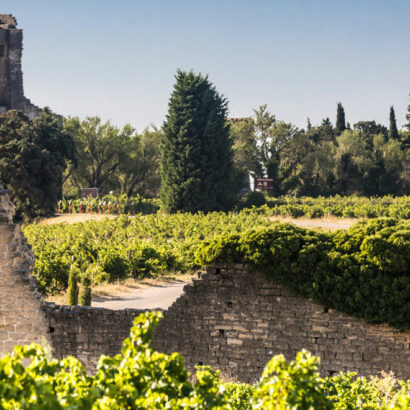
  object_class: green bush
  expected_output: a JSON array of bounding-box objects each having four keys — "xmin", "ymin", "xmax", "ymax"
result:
[
  {"xmin": 67, "ymin": 265, "xmax": 79, "ymax": 305},
  {"xmin": 239, "ymin": 191, "xmax": 266, "ymax": 209},
  {"xmin": 79, "ymin": 271, "xmax": 92, "ymax": 306},
  {"xmin": 196, "ymin": 218, "xmax": 410, "ymax": 329}
]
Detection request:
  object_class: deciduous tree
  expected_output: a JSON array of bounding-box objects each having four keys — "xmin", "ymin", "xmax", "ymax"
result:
[
  {"xmin": 0, "ymin": 109, "xmax": 75, "ymax": 220},
  {"xmin": 63, "ymin": 117, "xmax": 137, "ymax": 195}
]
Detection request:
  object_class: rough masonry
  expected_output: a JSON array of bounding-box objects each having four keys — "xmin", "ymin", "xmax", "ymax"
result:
[
  {"xmin": 154, "ymin": 266, "xmax": 410, "ymax": 382},
  {"xmin": 0, "ymin": 14, "xmax": 40, "ymax": 118},
  {"xmin": 45, "ymin": 304, "xmax": 149, "ymax": 369},
  {"xmin": 0, "ymin": 188, "xmax": 50, "ymax": 353},
  {"xmin": 0, "ymin": 192, "xmax": 409, "ymax": 381}
]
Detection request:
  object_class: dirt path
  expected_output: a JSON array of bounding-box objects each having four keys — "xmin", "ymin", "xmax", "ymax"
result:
[
  {"xmin": 39, "ymin": 213, "xmax": 117, "ymax": 225},
  {"xmin": 91, "ymin": 281, "xmax": 187, "ymax": 310},
  {"xmin": 269, "ymin": 216, "xmax": 359, "ymax": 231},
  {"xmin": 41, "ymin": 213, "xmax": 359, "ymax": 231}
]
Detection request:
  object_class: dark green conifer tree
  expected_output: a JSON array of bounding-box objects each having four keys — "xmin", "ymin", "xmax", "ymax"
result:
[
  {"xmin": 335, "ymin": 102, "xmax": 346, "ymax": 133},
  {"xmin": 68, "ymin": 266, "xmax": 79, "ymax": 305},
  {"xmin": 388, "ymin": 106, "xmax": 399, "ymax": 140},
  {"xmin": 160, "ymin": 70, "xmax": 236, "ymax": 213},
  {"xmin": 79, "ymin": 273, "xmax": 92, "ymax": 306}
]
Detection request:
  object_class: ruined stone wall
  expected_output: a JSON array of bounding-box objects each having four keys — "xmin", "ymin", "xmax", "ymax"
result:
[
  {"xmin": 0, "ymin": 27, "xmax": 11, "ymax": 108},
  {"xmin": 0, "ymin": 14, "xmax": 41, "ymax": 118},
  {"xmin": 45, "ymin": 304, "xmax": 148, "ymax": 370},
  {"xmin": 153, "ymin": 266, "xmax": 410, "ymax": 383},
  {"xmin": 0, "ymin": 190, "xmax": 50, "ymax": 355}
]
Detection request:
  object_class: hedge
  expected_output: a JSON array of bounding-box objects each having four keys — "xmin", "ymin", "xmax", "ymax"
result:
[{"xmin": 195, "ymin": 218, "xmax": 410, "ymax": 330}]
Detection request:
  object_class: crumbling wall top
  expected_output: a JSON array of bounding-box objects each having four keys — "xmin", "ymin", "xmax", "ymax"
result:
[
  {"xmin": 0, "ymin": 187, "xmax": 15, "ymax": 224},
  {"xmin": 0, "ymin": 14, "xmax": 17, "ymax": 28}
]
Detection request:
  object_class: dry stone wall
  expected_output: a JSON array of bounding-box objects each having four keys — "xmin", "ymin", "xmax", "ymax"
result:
[
  {"xmin": 0, "ymin": 189, "xmax": 50, "ymax": 355},
  {"xmin": 153, "ymin": 265, "xmax": 410, "ymax": 383},
  {"xmin": 44, "ymin": 304, "xmax": 149, "ymax": 370}
]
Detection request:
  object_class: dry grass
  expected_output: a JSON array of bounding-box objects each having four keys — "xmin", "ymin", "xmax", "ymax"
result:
[
  {"xmin": 40, "ymin": 213, "xmax": 359, "ymax": 231},
  {"xmin": 269, "ymin": 215, "xmax": 360, "ymax": 231},
  {"xmin": 38, "ymin": 213, "xmax": 118, "ymax": 225},
  {"xmin": 45, "ymin": 272, "xmax": 195, "ymax": 305}
]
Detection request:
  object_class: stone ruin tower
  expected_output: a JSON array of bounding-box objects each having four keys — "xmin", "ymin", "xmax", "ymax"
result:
[{"xmin": 0, "ymin": 14, "xmax": 40, "ymax": 119}]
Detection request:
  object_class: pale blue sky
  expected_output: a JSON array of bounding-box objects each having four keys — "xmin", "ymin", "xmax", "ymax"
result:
[{"xmin": 5, "ymin": 0, "xmax": 410, "ymax": 131}]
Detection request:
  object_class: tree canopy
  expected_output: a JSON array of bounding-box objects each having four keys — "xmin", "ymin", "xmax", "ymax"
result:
[
  {"xmin": 230, "ymin": 102, "xmax": 410, "ymax": 197},
  {"xmin": 63, "ymin": 118, "xmax": 161, "ymax": 198},
  {"xmin": 0, "ymin": 109, "xmax": 75, "ymax": 221},
  {"xmin": 160, "ymin": 70, "xmax": 236, "ymax": 213}
]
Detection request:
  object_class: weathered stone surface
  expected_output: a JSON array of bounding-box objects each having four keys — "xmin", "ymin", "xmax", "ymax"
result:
[
  {"xmin": 153, "ymin": 266, "xmax": 410, "ymax": 383},
  {"xmin": 0, "ymin": 14, "xmax": 41, "ymax": 118},
  {"xmin": 44, "ymin": 304, "xmax": 151, "ymax": 370},
  {"xmin": 0, "ymin": 190, "xmax": 50, "ymax": 355}
]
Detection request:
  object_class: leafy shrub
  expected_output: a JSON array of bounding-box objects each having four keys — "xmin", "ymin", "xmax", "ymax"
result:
[
  {"xmin": 325, "ymin": 372, "xmax": 410, "ymax": 409},
  {"xmin": 252, "ymin": 350, "xmax": 333, "ymax": 409},
  {"xmin": 67, "ymin": 265, "xmax": 79, "ymax": 305},
  {"xmin": 222, "ymin": 382, "xmax": 254, "ymax": 409},
  {"xmin": 79, "ymin": 271, "xmax": 92, "ymax": 306},
  {"xmin": 196, "ymin": 218, "xmax": 410, "ymax": 329},
  {"xmin": 239, "ymin": 191, "xmax": 266, "ymax": 209}
]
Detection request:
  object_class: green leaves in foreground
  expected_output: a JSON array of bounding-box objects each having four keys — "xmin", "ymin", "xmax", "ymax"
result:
[{"xmin": 0, "ymin": 312, "xmax": 409, "ymax": 409}]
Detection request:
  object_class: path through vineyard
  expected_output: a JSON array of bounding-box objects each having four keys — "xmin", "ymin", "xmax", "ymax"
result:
[
  {"xmin": 268, "ymin": 216, "xmax": 358, "ymax": 230},
  {"xmin": 92, "ymin": 281, "xmax": 187, "ymax": 310}
]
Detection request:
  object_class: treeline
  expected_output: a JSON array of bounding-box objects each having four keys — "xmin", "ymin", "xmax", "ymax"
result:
[
  {"xmin": 62, "ymin": 98, "xmax": 410, "ymax": 203},
  {"xmin": 1, "ymin": 69, "xmax": 409, "ymax": 220},
  {"xmin": 232, "ymin": 103, "xmax": 410, "ymax": 197}
]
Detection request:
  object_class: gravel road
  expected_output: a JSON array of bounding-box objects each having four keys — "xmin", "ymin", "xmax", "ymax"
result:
[{"xmin": 92, "ymin": 282, "xmax": 187, "ymax": 310}]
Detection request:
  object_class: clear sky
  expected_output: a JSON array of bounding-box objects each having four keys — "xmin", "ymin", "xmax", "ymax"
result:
[{"xmin": 5, "ymin": 0, "xmax": 410, "ymax": 132}]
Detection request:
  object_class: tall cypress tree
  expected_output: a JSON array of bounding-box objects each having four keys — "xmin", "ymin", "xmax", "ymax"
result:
[
  {"xmin": 160, "ymin": 70, "xmax": 236, "ymax": 213},
  {"xmin": 388, "ymin": 106, "xmax": 399, "ymax": 140},
  {"xmin": 335, "ymin": 102, "xmax": 346, "ymax": 133},
  {"xmin": 68, "ymin": 266, "xmax": 79, "ymax": 306}
]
